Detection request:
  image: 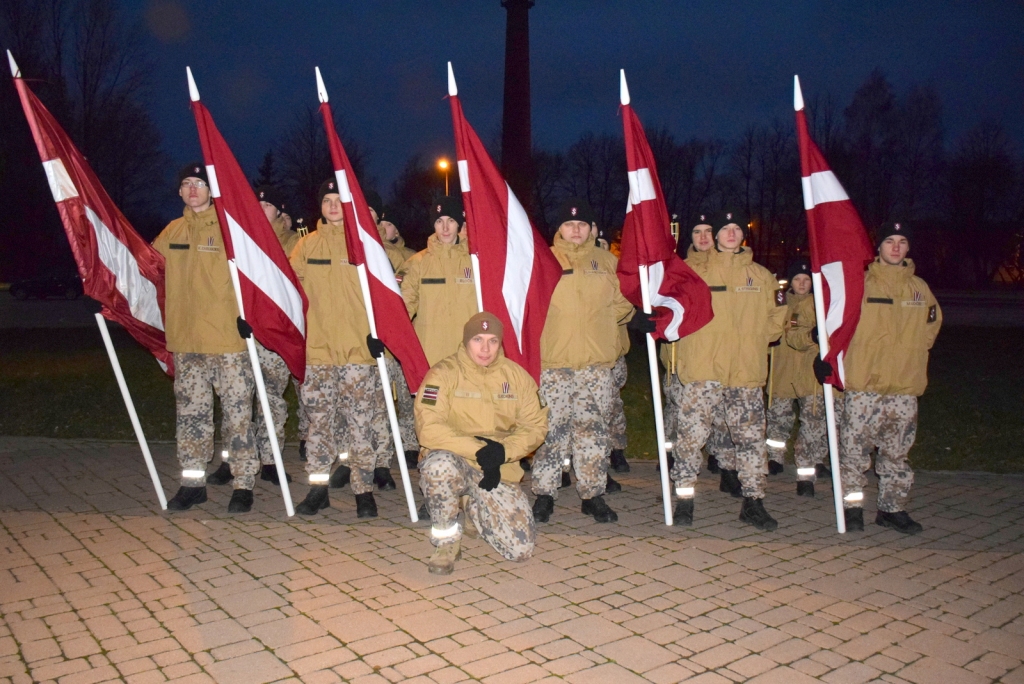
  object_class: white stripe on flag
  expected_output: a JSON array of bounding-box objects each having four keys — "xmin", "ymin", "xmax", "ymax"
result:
[
  {"xmin": 84, "ymin": 206, "xmax": 164, "ymax": 331},
  {"xmin": 801, "ymin": 170, "xmax": 849, "ymax": 210},
  {"xmin": 224, "ymin": 211, "xmax": 305, "ymax": 335},
  {"xmin": 627, "ymin": 168, "xmax": 657, "ymax": 206},
  {"xmin": 820, "ymin": 261, "xmax": 846, "ymax": 339},
  {"xmin": 42, "ymin": 159, "xmax": 78, "ymax": 201},
  {"xmin": 646, "ymin": 261, "xmax": 684, "ymax": 341},
  {"xmin": 336, "ymin": 170, "xmax": 353, "ymax": 202},
  {"xmin": 458, "ymin": 160, "xmax": 470, "ymax": 192},
  {"xmin": 502, "ymin": 183, "xmax": 534, "ymax": 351},
  {"xmin": 335, "ymin": 170, "xmax": 402, "ymax": 297}
]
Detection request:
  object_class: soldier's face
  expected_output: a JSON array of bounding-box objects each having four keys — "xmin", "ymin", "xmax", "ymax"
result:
[
  {"xmin": 322, "ymin": 194, "xmax": 344, "ymax": 224},
  {"xmin": 558, "ymin": 220, "xmax": 592, "ymax": 245},
  {"xmin": 467, "ymin": 334, "xmax": 500, "ymax": 366},
  {"xmin": 716, "ymin": 224, "xmax": 744, "ymax": 252},
  {"xmin": 691, "ymin": 224, "xmax": 713, "ymax": 252},
  {"xmin": 381, "ymin": 220, "xmax": 399, "ymax": 241},
  {"xmin": 179, "ymin": 177, "xmax": 211, "ymax": 211},
  {"xmin": 791, "ymin": 274, "xmax": 812, "ymax": 295},
  {"xmin": 880, "ymin": 236, "xmax": 909, "ymax": 265},
  {"xmin": 259, "ymin": 201, "xmax": 280, "ymax": 224},
  {"xmin": 434, "ymin": 217, "xmax": 461, "ymax": 244}
]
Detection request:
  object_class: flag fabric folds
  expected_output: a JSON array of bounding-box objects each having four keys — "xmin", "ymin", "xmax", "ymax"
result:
[
  {"xmin": 447, "ymin": 63, "xmax": 562, "ymax": 382},
  {"xmin": 616, "ymin": 72, "xmax": 713, "ymax": 342},
  {"xmin": 794, "ymin": 76, "xmax": 874, "ymax": 390},
  {"xmin": 318, "ymin": 95, "xmax": 430, "ymax": 392},
  {"xmin": 10, "ymin": 52, "xmax": 174, "ymax": 375},
  {"xmin": 189, "ymin": 71, "xmax": 308, "ymax": 381}
]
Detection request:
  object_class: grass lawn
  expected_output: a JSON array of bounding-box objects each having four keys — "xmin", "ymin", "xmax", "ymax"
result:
[{"xmin": 0, "ymin": 325, "xmax": 1021, "ymax": 472}]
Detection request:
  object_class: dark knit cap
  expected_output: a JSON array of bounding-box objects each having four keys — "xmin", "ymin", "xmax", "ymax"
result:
[
  {"xmin": 787, "ymin": 257, "xmax": 812, "ymax": 283},
  {"xmin": 877, "ymin": 221, "xmax": 912, "ymax": 247},
  {"xmin": 463, "ymin": 312, "xmax": 504, "ymax": 347},
  {"xmin": 365, "ymin": 190, "xmax": 383, "ymax": 218},
  {"xmin": 177, "ymin": 162, "xmax": 208, "ymax": 186},
  {"xmin": 255, "ymin": 185, "xmax": 285, "ymax": 213},
  {"xmin": 318, "ymin": 178, "xmax": 341, "ymax": 206},
  {"xmin": 712, "ymin": 209, "xmax": 749, "ymax": 238},
  {"xmin": 554, "ymin": 197, "xmax": 596, "ymax": 227},
  {"xmin": 432, "ymin": 196, "xmax": 465, "ymax": 222}
]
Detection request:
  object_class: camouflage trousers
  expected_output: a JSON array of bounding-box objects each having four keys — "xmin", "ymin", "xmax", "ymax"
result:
[
  {"xmin": 532, "ymin": 366, "xmax": 614, "ymax": 500},
  {"xmin": 296, "ymin": 377, "xmax": 308, "ymax": 441},
  {"xmin": 766, "ymin": 393, "xmax": 839, "ymax": 480},
  {"xmin": 254, "ymin": 342, "xmax": 290, "ymax": 465},
  {"xmin": 840, "ymin": 391, "xmax": 916, "ymax": 513},
  {"xmin": 668, "ymin": 379, "xmax": 768, "ymax": 499},
  {"xmin": 665, "ymin": 373, "xmax": 733, "ymax": 469},
  {"xmin": 420, "ymin": 450, "xmax": 535, "ymax": 562},
  {"xmin": 302, "ymin": 364, "xmax": 388, "ymax": 495},
  {"xmin": 370, "ymin": 356, "xmax": 419, "ymax": 468},
  {"xmin": 174, "ymin": 352, "xmax": 258, "ymax": 490},
  {"xmin": 608, "ymin": 356, "xmax": 628, "ymax": 451}
]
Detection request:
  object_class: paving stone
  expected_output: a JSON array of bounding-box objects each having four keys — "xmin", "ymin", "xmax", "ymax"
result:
[{"xmin": 203, "ymin": 650, "xmax": 292, "ymax": 684}]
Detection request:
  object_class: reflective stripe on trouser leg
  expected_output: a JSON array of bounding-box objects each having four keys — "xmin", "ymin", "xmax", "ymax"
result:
[
  {"xmin": 708, "ymin": 408, "xmax": 737, "ymax": 470},
  {"xmin": 723, "ymin": 386, "xmax": 768, "ymax": 499},
  {"xmin": 211, "ymin": 351, "xmax": 258, "ymax": 490},
  {"xmin": 420, "ymin": 450, "xmax": 535, "ymax": 561},
  {"xmin": 254, "ymin": 341, "xmax": 291, "ymax": 465},
  {"xmin": 670, "ymin": 379, "xmax": 722, "ymax": 490},
  {"xmin": 675, "ymin": 486, "xmax": 695, "ymax": 498},
  {"xmin": 795, "ymin": 394, "xmax": 827, "ymax": 479},
  {"xmin": 569, "ymin": 365, "xmax": 614, "ymax": 500},
  {"xmin": 174, "ymin": 353, "xmax": 216, "ymax": 487},
  {"xmin": 336, "ymin": 364, "xmax": 386, "ymax": 495},
  {"xmin": 765, "ymin": 397, "xmax": 795, "ymax": 462},
  {"xmin": 532, "ymin": 369, "xmax": 573, "ymax": 498},
  {"xmin": 608, "ymin": 356, "xmax": 628, "ymax": 451}
]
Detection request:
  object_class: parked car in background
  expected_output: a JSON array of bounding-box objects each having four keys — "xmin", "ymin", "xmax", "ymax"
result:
[{"xmin": 9, "ymin": 274, "xmax": 83, "ymax": 300}]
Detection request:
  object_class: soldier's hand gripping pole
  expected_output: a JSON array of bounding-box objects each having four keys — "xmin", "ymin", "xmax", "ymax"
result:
[{"xmin": 638, "ymin": 264, "xmax": 674, "ymax": 526}]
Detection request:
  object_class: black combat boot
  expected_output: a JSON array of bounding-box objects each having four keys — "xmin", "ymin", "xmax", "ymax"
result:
[
  {"xmin": 816, "ymin": 463, "xmax": 831, "ymax": 478},
  {"xmin": 768, "ymin": 460, "xmax": 785, "ymax": 475},
  {"xmin": 673, "ymin": 498, "xmax": 694, "ymax": 526},
  {"xmin": 796, "ymin": 481, "xmax": 815, "ymax": 497},
  {"xmin": 845, "ymin": 507, "xmax": 864, "ymax": 531},
  {"xmin": 374, "ymin": 467, "xmax": 396, "ymax": 490},
  {"xmin": 329, "ymin": 464, "xmax": 351, "ymax": 489},
  {"xmin": 739, "ymin": 497, "xmax": 778, "ymax": 531},
  {"xmin": 260, "ymin": 464, "xmax": 292, "ymax": 486},
  {"xmin": 206, "ymin": 462, "xmax": 233, "ymax": 486},
  {"xmin": 532, "ymin": 495, "xmax": 554, "ymax": 523},
  {"xmin": 418, "ymin": 502, "xmax": 430, "ymax": 521},
  {"xmin": 605, "ymin": 474, "xmax": 622, "ymax": 493},
  {"xmin": 609, "ymin": 449, "xmax": 630, "ymax": 473},
  {"xmin": 299, "ymin": 439, "xmax": 307, "ymax": 462},
  {"xmin": 404, "ymin": 450, "xmax": 419, "ymax": 471},
  {"xmin": 707, "ymin": 454, "xmax": 720, "ymax": 474},
  {"xmin": 227, "ymin": 488, "xmax": 253, "ymax": 513},
  {"xmin": 167, "ymin": 486, "xmax": 207, "ymax": 511},
  {"xmin": 560, "ymin": 471, "xmax": 572, "ymax": 488},
  {"xmin": 719, "ymin": 470, "xmax": 743, "ymax": 498},
  {"xmin": 876, "ymin": 510, "xmax": 923, "ymax": 535},
  {"xmin": 295, "ymin": 486, "xmax": 330, "ymax": 516},
  {"xmin": 655, "ymin": 453, "xmax": 676, "ymax": 473},
  {"xmin": 581, "ymin": 495, "xmax": 618, "ymax": 523},
  {"xmin": 355, "ymin": 492, "xmax": 378, "ymax": 518}
]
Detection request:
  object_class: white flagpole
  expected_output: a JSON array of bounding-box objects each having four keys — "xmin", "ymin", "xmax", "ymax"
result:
[
  {"xmin": 810, "ymin": 273, "xmax": 846, "ymax": 534},
  {"xmin": 470, "ymin": 254, "xmax": 484, "ymax": 313},
  {"xmin": 356, "ymin": 264, "xmax": 419, "ymax": 522},
  {"xmin": 94, "ymin": 314, "xmax": 167, "ymax": 510},
  {"xmin": 639, "ymin": 266, "xmax": 674, "ymax": 526}
]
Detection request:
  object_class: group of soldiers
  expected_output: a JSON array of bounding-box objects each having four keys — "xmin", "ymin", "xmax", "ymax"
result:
[{"xmin": 153, "ymin": 162, "xmax": 941, "ymax": 575}]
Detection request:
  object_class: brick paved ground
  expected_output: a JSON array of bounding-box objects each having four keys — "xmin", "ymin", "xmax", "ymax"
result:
[{"xmin": 2, "ymin": 436, "xmax": 1023, "ymax": 683}]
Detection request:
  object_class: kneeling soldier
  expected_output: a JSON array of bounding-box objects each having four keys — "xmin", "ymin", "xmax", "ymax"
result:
[{"xmin": 416, "ymin": 313, "xmax": 549, "ymax": 575}]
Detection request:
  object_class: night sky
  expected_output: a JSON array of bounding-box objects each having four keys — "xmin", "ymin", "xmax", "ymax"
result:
[{"xmin": 130, "ymin": 0, "xmax": 1023, "ymax": 195}]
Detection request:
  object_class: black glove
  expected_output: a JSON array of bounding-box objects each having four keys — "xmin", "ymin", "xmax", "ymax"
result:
[
  {"xmin": 813, "ymin": 356, "xmax": 833, "ymax": 385},
  {"xmin": 237, "ymin": 317, "xmax": 253, "ymax": 339},
  {"xmin": 366, "ymin": 334, "xmax": 386, "ymax": 358},
  {"xmin": 627, "ymin": 310, "xmax": 657, "ymax": 334},
  {"xmin": 811, "ymin": 327, "xmax": 819, "ymax": 344},
  {"xmin": 83, "ymin": 296, "xmax": 103, "ymax": 315},
  {"xmin": 474, "ymin": 436, "xmax": 505, "ymax": 491}
]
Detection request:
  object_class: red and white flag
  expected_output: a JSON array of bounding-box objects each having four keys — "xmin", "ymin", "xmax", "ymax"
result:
[
  {"xmin": 447, "ymin": 63, "xmax": 561, "ymax": 382},
  {"xmin": 316, "ymin": 69, "xmax": 430, "ymax": 391},
  {"xmin": 616, "ymin": 71, "xmax": 713, "ymax": 341},
  {"xmin": 9, "ymin": 51, "xmax": 174, "ymax": 375},
  {"xmin": 188, "ymin": 68, "xmax": 308, "ymax": 380},
  {"xmin": 794, "ymin": 75, "xmax": 874, "ymax": 389}
]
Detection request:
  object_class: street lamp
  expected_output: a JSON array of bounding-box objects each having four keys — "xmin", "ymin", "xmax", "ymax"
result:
[{"xmin": 437, "ymin": 158, "xmax": 450, "ymax": 196}]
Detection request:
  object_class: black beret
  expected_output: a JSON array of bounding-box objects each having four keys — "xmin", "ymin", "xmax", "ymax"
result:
[
  {"xmin": 318, "ymin": 178, "xmax": 341, "ymax": 206},
  {"xmin": 553, "ymin": 197, "xmax": 596, "ymax": 227},
  {"xmin": 877, "ymin": 221, "xmax": 912, "ymax": 247},
  {"xmin": 364, "ymin": 190, "xmax": 383, "ymax": 218},
  {"xmin": 432, "ymin": 196, "xmax": 465, "ymax": 222},
  {"xmin": 254, "ymin": 185, "xmax": 285, "ymax": 213},
  {"xmin": 177, "ymin": 162, "xmax": 208, "ymax": 186},
  {"xmin": 712, "ymin": 209, "xmax": 749, "ymax": 238},
  {"xmin": 787, "ymin": 257, "xmax": 812, "ymax": 283}
]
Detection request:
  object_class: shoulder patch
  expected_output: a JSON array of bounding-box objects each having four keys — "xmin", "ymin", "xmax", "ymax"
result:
[
  {"xmin": 928, "ymin": 304, "xmax": 937, "ymax": 323},
  {"xmin": 775, "ymin": 290, "xmax": 786, "ymax": 306},
  {"xmin": 420, "ymin": 385, "xmax": 440, "ymax": 405}
]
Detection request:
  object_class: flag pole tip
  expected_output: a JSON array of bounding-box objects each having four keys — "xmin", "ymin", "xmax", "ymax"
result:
[
  {"xmin": 186, "ymin": 67, "xmax": 200, "ymax": 102},
  {"xmin": 619, "ymin": 69, "xmax": 630, "ymax": 106},
  {"xmin": 315, "ymin": 67, "xmax": 328, "ymax": 103},
  {"xmin": 794, "ymin": 75, "xmax": 804, "ymax": 111},
  {"xmin": 447, "ymin": 61, "xmax": 457, "ymax": 97},
  {"xmin": 7, "ymin": 50, "xmax": 20, "ymax": 78}
]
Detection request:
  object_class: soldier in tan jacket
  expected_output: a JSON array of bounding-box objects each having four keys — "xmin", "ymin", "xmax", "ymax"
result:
[
  {"xmin": 153, "ymin": 163, "xmax": 257, "ymax": 513},
  {"xmin": 833, "ymin": 222, "xmax": 941, "ymax": 534},
  {"xmin": 416, "ymin": 313, "xmax": 549, "ymax": 574},
  {"xmin": 668, "ymin": 210, "xmax": 787, "ymax": 530},
  {"xmin": 531, "ymin": 199, "xmax": 636, "ymax": 524},
  {"xmin": 287, "ymin": 179, "xmax": 392, "ymax": 518},
  {"xmin": 398, "ymin": 197, "xmax": 478, "ymax": 366}
]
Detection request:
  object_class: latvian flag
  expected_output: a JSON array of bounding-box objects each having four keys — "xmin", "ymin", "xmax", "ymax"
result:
[
  {"xmin": 9, "ymin": 51, "xmax": 174, "ymax": 374},
  {"xmin": 794, "ymin": 75, "xmax": 874, "ymax": 389}
]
